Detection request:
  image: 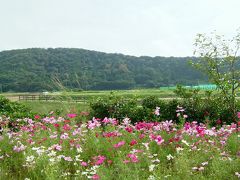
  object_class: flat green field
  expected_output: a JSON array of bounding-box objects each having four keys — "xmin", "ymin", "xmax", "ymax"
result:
[
  {"xmin": 54, "ymin": 88, "xmax": 178, "ymax": 98},
  {"xmin": 1, "ymin": 88, "xmax": 178, "ymax": 100},
  {"xmin": 21, "ymin": 101, "xmax": 89, "ymax": 115},
  {"xmin": 0, "ymin": 87, "xmax": 215, "ymax": 100},
  {"xmin": 0, "ymin": 88, "xmax": 213, "ymax": 114}
]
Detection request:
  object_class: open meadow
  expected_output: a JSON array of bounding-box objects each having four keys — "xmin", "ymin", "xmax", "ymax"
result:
[
  {"xmin": 0, "ymin": 87, "xmax": 240, "ymax": 179},
  {"xmin": 0, "ymin": 87, "xmax": 214, "ymax": 115},
  {"xmin": 1, "ymin": 88, "xmax": 176, "ymax": 115}
]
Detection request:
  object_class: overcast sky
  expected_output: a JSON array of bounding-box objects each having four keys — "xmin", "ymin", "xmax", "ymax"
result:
[{"xmin": 0, "ymin": 0, "xmax": 239, "ymax": 57}]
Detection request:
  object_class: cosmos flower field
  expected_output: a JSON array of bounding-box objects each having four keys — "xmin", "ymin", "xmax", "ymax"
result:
[{"xmin": 0, "ymin": 113, "xmax": 240, "ymax": 179}]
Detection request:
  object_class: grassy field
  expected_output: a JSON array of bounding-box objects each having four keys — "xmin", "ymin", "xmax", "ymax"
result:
[
  {"xmin": 21, "ymin": 101, "xmax": 89, "ymax": 115},
  {"xmin": 0, "ymin": 88, "xmax": 215, "ymax": 115},
  {"xmin": 1, "ymin": 87, "xmax": 213, "ymax": 100},
  {"xmin": 64, "ymin": 88, "xmax": 177, "ymax": 98},
  {"xmin": 0, "ymin": 89, "xmax": 171, "ymax": 115}
]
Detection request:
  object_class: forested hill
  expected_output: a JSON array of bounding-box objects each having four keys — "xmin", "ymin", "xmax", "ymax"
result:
[{"xmin": 0, "ymin": 48, "xmax": 206, "ymax": 92}]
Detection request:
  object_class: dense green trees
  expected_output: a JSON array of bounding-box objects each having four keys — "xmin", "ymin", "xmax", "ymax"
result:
[{"xmin": 0, "ymin": 48, "xmax": 206, "ymax": 92}]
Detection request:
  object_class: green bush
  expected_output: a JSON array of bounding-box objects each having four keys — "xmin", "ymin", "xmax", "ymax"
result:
[
  {"xmin": 174, "ymin": 85, "xmax": 240, "ymax": 125},
  {"xmin": 141, "ymin": 96, "xmax": 179, "ymax": 122},
  {"xmin": 89, "ymin": 87, "xmax": 239, "ymax": 125},
  {"xmin": 0, "ymin": 96, "xmax": 34, "ymax": 119},
  {"xmin": 160, "ymin": 99, "xmax": 179, "ymax": 122},
  {"xmin": 142, "ymin": 95, "xmax": 161, "ymax": 109},
  {"xmin": 90, "ymin": 94, "xmax": 181, "ymax": 123},
  {"xmin": 90, "ymin": 93, "xmax": 142, "ymax": 123}
]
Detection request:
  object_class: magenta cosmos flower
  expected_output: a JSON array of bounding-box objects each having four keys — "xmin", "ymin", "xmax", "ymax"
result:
[
  {"xmin": 113, "ymin": 141, "xmax": 125, "ymax": 148},
  {"xmin": 67, "ymin": 114, "xmax": 77, "ymax": 118}
]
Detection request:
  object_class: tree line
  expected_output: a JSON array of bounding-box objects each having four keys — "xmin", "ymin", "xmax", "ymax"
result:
[{"xmin": 0, "ymin": 48, "xmax": 206, "ymax": 92}]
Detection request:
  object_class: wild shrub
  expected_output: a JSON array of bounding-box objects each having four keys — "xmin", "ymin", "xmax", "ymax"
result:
[
  {"xmin": 0, "ymin": 96, "xmax": 33, "ymax": 118},
  {"xmin": 174, "ymin": 85, "xmax": 240, "ymax": 125},
  {"xmin": 90, "ymin": 93, "xmax": 141, "ymax": 123}
]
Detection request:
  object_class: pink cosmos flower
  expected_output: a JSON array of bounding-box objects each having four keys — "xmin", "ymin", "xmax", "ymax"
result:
[
  {"xmin": 50, "ymin": 134, "xmax": 58, "ymax": 139},
  {"xmin": 63, "ymin": 124, "xmax": 71, "ymax": 131},
  {"xmin": 27, "ymin": 138, "xmax": 34, "ymax": 144},
  {"xmin": 13, "ymin": 144, "xmax": 26, "ymax": 152},
  {"xmin": 72, "ymin": 128, "xmax": 82, "ymax": 136},
  {"xmin": 64, "ymin": 156, "xmax": 73, "ymax": 161},
  {"xmin": 149, "ymin": 134, "xmax": 164, "ymax": 145},
  {"xmin": 34, "ymin": 115, "xmax": 41, "ymax": 119},
  {"xmin": 154, "ymin": 107, "xmax": 160, "ymax": 116},
  {"xmin": 93, "ymin": 155, "xmax": 106, "ymax": 165},
  {"xmin": 92, "ymin": 174, "xmax": 100, "ymax": 180},
  {"xmin": 123, "ymin": 160, "xmax": 130, "ymax": 164},
  {"xmin": 113, "ymin": 141, "xmax": 125, "ymax": 148},
  {"xmin": 149, "ymin": 134, "xmax": 156, "ymax": 141},
  {"xmin": 28, "ymin": 119, "xmax": 34, "ymax": 124},
  {"xmin": 139, "ymin": 133, "xmax": 145, "ymax": 139},
  {"xmin": 125, "ymin": 127, "xmax": 133, "ymax": 133},
  {"xmin": 127, "ymin": 153, "xmax": 139, "ymax": 163},
  {"xmin": 184, "ymin": 122, "xmax": 191, "ymax": 130},
  {"xmin": 60, "ymin": 133, "xmax": 69, "ymax": 139},
  {"xmin": 103, "ymin": 131, "xmax": 122, "ymax": 138},
  {"xmin": 67, "ymin": 113, "xmax": 77, "ymax": 118},
  {"xmin": 87, "ymin": 118, "xmax": 101, "ymax": 130},
  {"xmin": 81, "ymin": 161, "xmax": 88, "ymax": 166},
  {"xmin": 155, "ymin": 135, "xmax": 164, "ymax": 145},
  {"xmin": 122, "ymin": 118, "xmax": 131, "ymax": 125},
  {"xmin": 134, "ymin": 149, "xmax": 144, "ymax": 153},
  {"xmin": 52, "ymin": 144, "xmax": 62, "ymax": 151},
  {"xmin": 130, "ymin": 139, "xmax": 137, "ymax": 146},
  {"xmin": 54, "ymin": 123, "xmax": 60, "ymax": 128},
  {"xmin": 102, "ymin": 118, "xmax": 118, "ymax": 125},
  {"xmin": 135, "ymin": 122, "xmax": 154, "ymax": 131},
  {"xmin": 102, "ymin": 117, "xmax": 110, "ymax": 124},
  {"xmin": 196, "ymin": 126, "xmax": 205, "ymax": 137}
]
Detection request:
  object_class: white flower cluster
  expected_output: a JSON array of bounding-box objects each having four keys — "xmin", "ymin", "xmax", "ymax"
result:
[
  {"xmin": 81, "ymin": 165, "xmax": 99, "ymax": 179},
  {"xmin": 23, "ymin": 155, "xmax": 35, "ymax": 168}
]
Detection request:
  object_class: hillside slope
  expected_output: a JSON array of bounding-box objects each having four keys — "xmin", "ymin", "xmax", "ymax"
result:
[{"xmin": 0, "ymin": 48, "xmax": 206, "ymax": 92}]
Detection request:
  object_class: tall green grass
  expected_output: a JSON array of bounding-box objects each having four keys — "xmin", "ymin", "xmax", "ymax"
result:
[{"xmin": 21, "ymin": 101, "xmax": 89, "ymax": 115}]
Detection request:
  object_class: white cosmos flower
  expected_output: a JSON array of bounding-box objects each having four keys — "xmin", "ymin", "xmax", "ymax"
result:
[
  {"xmin": 77, "ymin": 147, "xmax": 83, "ymax": 153},
  {"xmin": 149, "ymin": 164, "xmax": 156, "ymax": 172},
  {"xmin": 201, "ymin": 161, "xmax": 208, "ymax": 166},
  {"xmin": 181, "ymin": 140, "xmax": 190, "ymax": 146},
  {"xmin": 48, "ymin": 150, "xmax": 56, "ymax": 157},
  {"xmin": 26, "ymin": 155, "xmax": 35, "ymax": 162},
  {"xmin": 148, "ymin": 175, "xmax": 156, "ymax": 180},
  {"xmin": 176, "ymin": 147, "xmax": 184, "ymax": 154},
  {"xmin": 235, "ymin": 172, "xmax": 240, "ymax": 178},
  {"xmin": 166, "ymin": 154, "xmax": 174, "ymax": 160},
  {"xmin": 151, "ymin": 159, "xmax": 160, "ymax": 163}
]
